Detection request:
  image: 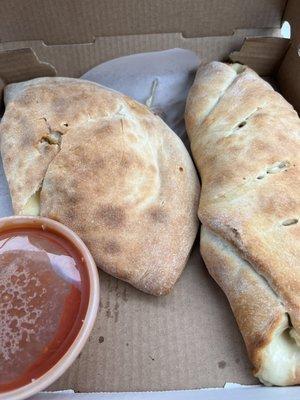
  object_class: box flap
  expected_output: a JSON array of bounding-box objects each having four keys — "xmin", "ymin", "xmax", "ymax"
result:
[
  {"xmin": 230, "ymin": 37, "xmax": 290, "ymax": 75},
  {"xmin": 0, "ymin": 0, "xmax": 286, "ymax": 45},
  {"xmin": 0, "ymin": 28, "xmax": 281, "ymax": 79},
  {"xmin": 0, "ymin": 48, "xmax": 56, "ymax": 84}
]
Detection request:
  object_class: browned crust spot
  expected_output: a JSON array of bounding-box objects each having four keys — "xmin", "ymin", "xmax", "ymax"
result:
[
  {"xmin": 104, "ymin": 240, "xmax": 121, "ymax": 255},
  {"xmin": 97, "ymin": 205, "xmax": 126, "ymax": 229},
  {"xmin": 148, "ymin": 206, "xmax": 167, "ymax": 223}
]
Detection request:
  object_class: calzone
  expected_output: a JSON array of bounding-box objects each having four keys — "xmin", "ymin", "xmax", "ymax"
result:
[
  {"xmin": 186, "ymin": 62, "xmax": 300, "ymax": 386},
  {"xmin": 0, "ymin": 77, "xmax": 200, "ymax": 295}
]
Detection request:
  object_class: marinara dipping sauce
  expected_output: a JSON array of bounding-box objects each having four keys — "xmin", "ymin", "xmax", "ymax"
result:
[{"xmin": 0, "ymin": 217, "xmax": 99, "ymax": 400}]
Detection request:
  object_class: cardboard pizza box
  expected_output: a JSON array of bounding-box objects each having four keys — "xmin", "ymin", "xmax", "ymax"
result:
[{"xmin": 0, "ymin": 0, "xmax": 299, "ymax": 397}]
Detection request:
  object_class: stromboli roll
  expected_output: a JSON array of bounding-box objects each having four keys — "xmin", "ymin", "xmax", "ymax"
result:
[{"xmin": 186, "ymin": 61, "xmax": 300, "ymax": 386}]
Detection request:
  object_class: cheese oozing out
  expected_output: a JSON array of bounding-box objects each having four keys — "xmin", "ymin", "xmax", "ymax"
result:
[
  {"xmin": 256, "ymin": 316, "xmax": 300, "ymax": 386},
  {"xmin": 21, "ymin": 191, "xmax": 40, "ymax": 216},
  {"xmin": 231, "ymin": 63, "xmax": 246, "ymax": 74}
]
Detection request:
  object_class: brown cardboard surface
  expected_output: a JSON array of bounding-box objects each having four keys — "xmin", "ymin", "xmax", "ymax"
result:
[
  {"xmin": 0, "ymin": 48, "xmax": 56, "ymax": 83},
  {"xmin": 0, "ymin": 0, "xmax": 286, "ymax": 45},
  {"xmin": 284, "ymin": 0, "xmax": 300, "ymax": 43},
  {"xmin": 49, "ymin": 244, "xmax": 256, "ymax": 392},
  {"xmin": 277, "ymin": 0, "xmax": 300, "ymax": 113},
  {"xmin": 0, "ymin": 0, "xmax": 298, "ymax": 393},
  {"xmin": 0, "ymin": 29, "xmax": 281, "ymax": 79},
  {"xmin": 230, "ymin": 37, "xmax": 290, "ymax": 75},
  {"xmin": 278, "ymin": 44, "xmax": 300, "ymax": 113}
]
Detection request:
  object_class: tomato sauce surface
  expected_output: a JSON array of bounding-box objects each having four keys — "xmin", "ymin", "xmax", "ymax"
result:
[{"xmin": 0, "ymin": 226, "xmax": 90, "ymax": 392}]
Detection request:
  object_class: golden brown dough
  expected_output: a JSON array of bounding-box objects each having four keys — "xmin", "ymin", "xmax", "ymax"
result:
[
  {"xmin": 0, "ymin": 77, "xmax": 199, "ymax": 295},
  {"xmin": 186, "ymin": 61, "xmax": 300, "ymax": 385}
]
